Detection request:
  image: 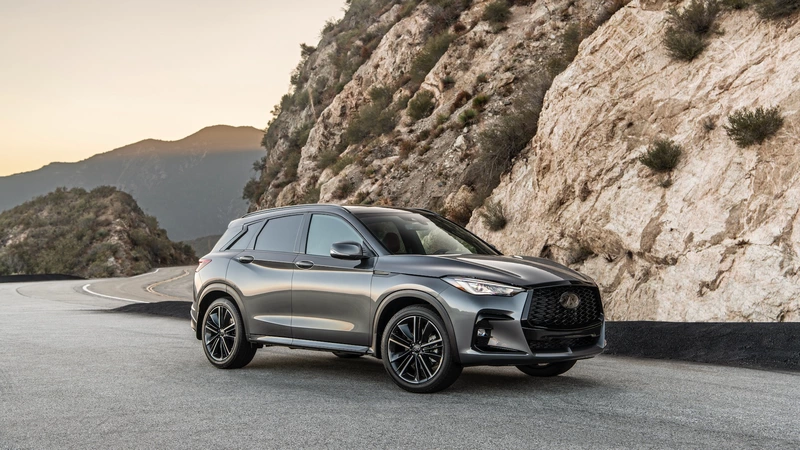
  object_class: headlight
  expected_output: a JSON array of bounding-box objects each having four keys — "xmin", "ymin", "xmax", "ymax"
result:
[{"xmin": 442, "ymin": 277, "xmax": 525, "ymax": 296}]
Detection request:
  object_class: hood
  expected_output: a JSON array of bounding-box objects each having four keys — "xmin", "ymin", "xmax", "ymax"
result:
[{"xmin": 375, "ymin": 254, "xmax": 594, "ymax": 287}]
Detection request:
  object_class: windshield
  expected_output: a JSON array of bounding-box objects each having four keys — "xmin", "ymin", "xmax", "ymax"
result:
[{"xmin": 353, "ymin": 211, "xmax": 498, "ymax": 256}]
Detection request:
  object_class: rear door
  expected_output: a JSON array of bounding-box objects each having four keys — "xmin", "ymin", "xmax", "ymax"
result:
[
  {"xmin": 226, "ymin": 214, "xmax": 304, "ymax": 338},
  {"xmin": 291, "ymin": 213, "xmax": 375, "ymax": 346}
]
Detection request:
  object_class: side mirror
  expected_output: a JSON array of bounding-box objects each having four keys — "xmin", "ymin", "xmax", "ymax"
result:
[{"xmin": 330, "ymin": 241, "xmax": 366, "ymax": 260}]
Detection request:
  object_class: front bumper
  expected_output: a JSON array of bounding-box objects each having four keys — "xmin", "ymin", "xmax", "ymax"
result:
[{"xmin": 439, "ymin": 282, "xmax": 606, "ymax": 366}]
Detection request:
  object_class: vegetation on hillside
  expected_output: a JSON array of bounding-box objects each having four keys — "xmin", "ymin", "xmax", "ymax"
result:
[
  {"xmin": 724, "ymin": 106, "xmax": 784, "ymax": 147},
  {"xmin": 663, "ymin": 0, "xmax": 720, "ymax": 61},
  {"xmin": 0, "ymin": 187, "xmax": 195, "ymax": 278}
]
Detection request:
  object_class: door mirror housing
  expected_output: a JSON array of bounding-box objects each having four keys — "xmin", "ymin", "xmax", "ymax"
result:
[{"xmin": 330, "ymin": 241, "xmax": 366, "ymax": 260}]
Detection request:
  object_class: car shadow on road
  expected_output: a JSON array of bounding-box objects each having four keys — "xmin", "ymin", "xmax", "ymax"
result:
[{"xmin": 242, "ymin": 349, "xmax": 608, "ymax": 395}]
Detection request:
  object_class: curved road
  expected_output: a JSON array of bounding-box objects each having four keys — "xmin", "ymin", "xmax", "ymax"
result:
[{"xmin": 1, "ymin": 269, "xmax": 798, "ymax": 448}]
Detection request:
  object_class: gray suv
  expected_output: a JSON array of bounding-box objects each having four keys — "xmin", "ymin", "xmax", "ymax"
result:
[{"xmin": 192, "ymin": 205, "xmax": 605, "ymax": 393}]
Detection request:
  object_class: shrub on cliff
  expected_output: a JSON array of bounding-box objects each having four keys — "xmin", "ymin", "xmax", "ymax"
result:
[
  {"xmin": 407, "ymin": 90, "xmax": 436, "ymax": 120},
  {"xmin": 755, "ymin": 0, "xmax": 800, "ymax": 18},
  {"xmin": 479, "ymin": 201, "xmax": 508, "ymax": 231},
  {"xmin": 410, "ymin": 33, "xmax": 455, "ymax": 85},
  {"xmin": 663, "ymin": 0, "xmax": 720, "ymax": 61},
  {"xmin": 467, "ymin": 77, "xmax": 550, "ymax": 203},
  {"xmin": 639, "ymin": 139, "xmax": 683, "ymax": 172},
  {"xmin": 724, "ymin": 106, "xmax": 784, "ymax": 147},
  {"xmin": 663, "ymin": 28, "xmax": 707, "ymax": 61},
  {"xmin": 482, "ymin": 1, "xmax": 511, "ymax": 24}
]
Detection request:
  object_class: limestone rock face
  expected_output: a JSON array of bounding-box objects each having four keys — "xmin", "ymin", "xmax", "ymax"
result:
[
  {"xmin": 252, "ymin": 0, "xmax": 799, "ymax": 321},
  {"xmin": 470, "ymin": 2, "xmax": 800, "ymax": 322}
]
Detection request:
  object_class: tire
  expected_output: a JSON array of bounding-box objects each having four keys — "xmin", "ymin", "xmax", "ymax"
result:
[
  {"xmin": 332, "ymin": 351, "xmax": 363, "ymax": 358},
  {"xmin": 516, "ymin": 360, "xmax": 576, "ymax": 377},
  {"xmin": 202, "ymin": 297, "xmax": 257, "ymax": 369},
  {"xmin": 381, "ymin": 305, "xmax": 462, "ymax": 393}
]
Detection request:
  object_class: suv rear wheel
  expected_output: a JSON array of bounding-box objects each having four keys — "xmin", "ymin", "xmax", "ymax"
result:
[
  {"xmin": 202, "ymin": 297, "xmax": 257, "ymax": 369},
  {"xmin": 381, "ymin": 305, "xmax": 462, "ymax": 393}
]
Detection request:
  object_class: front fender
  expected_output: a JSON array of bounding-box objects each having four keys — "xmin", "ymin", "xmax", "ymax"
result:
[{"xmin": 371, "ymin": 282, "xmax": 461, "ymax": 364}]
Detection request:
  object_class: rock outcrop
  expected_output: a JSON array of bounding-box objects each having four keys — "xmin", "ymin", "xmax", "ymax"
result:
[
  {"xmin": 250, "ymin": 0, "xmax": 799, "ymax": 322},
  {"xmin": 471, "ymin": 1, "xmax": 800, "ymax": 321}
]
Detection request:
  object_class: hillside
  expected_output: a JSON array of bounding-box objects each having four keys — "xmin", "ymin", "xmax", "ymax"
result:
[
  {"xmin": 249, "ymin": 0, "xmax": 799, "ymax": 322},
  {"xmin": 0, "ymin": 125, "xmax": 263, "ymax": 241},
  {"xmin": 0, "ymin": 186, "xmax": 195, "ymax": 278}
]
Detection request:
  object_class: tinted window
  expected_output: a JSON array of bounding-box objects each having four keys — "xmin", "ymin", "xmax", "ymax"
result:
[
  {"xmin": 253, "ymin": 215, "xmax": 303, "ymax": 252},
  {"xmin": 227, "ymin": 221, "xmax": 264, "ymax": 251},
  {"xmin": 306, "ymin": 215, "xmax": 362, "ymax": 256},
  {"xmin": 354, "ymin": 212, "xmax": 497, "ymax": 255}
]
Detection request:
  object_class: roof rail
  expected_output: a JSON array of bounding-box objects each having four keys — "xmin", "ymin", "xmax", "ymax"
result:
[{"xmin": 239, "ymin": 203, "xmax": 347, "ymax": 219}]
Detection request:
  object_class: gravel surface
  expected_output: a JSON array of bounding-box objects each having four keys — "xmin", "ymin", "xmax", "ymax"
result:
[{"xmin": 2, "ymin": 278, "xmax": 799, "ymax": 449}]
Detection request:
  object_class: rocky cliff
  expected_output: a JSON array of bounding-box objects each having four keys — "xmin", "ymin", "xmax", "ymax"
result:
[{"xmin": 251, "ymin": 0, "xmax": 799, "ymax": 322}]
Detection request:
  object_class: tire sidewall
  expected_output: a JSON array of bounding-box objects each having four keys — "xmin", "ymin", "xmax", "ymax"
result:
[
  {"xmin": 381, "ymin": 305, "xmax": 459, "ymax": 393},
  {"xmin": 202, "ymin": 297, "xmax": 245, "ymax": 369}
]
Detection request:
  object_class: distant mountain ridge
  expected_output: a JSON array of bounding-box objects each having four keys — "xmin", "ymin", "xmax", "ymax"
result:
[{"xmin": 0, "ymin": 125, "xmax": 264, "ymax": 241}]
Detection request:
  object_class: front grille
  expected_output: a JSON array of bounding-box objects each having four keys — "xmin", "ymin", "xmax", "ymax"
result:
[
  {"xmin": 528, "ymin": 336, "xmax": 598, "ymax": 352},
  {"xmin": 526, "ymin": 285, "xmax": 602, "ymax": 329}
]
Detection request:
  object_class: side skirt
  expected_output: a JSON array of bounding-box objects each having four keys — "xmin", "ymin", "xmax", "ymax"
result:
[{"xmin": 254, "ymin": 336, "xmax": 374, "ymax": 356}]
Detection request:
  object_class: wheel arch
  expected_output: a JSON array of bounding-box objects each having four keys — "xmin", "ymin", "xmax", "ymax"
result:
[
  {"xmin": 372, "ymin": 289, "xmax": 460, "ymax": 363},
  {"xmin": 196, "ymin": 283, "xmax": 248, "ymax": 340}
]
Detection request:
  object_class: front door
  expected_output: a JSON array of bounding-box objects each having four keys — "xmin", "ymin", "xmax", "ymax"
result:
[{"xmin": 291, "ymin": 213, "xmax": 374, "ymax": 346}]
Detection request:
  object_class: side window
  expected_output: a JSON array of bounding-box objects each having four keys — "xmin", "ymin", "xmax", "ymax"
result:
[
  {"xmin": 227, "ymin": 221, "xmax": 264, "ymax": 251},
  {"xmin": 306, "ymin": 215, "xmax": 362, "ymax": 257},
  {"xmin": 254, "ymin": 215, "xmax": 303, "ymax": 252}
]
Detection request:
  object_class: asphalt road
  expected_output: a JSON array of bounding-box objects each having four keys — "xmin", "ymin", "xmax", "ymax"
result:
[{"xmin": 1, "ymin": 271, "xmax": 799, "ymax": 449}]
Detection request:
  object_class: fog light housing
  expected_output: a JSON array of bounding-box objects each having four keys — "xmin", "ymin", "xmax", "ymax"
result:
[{"xmin": 477, "ymin": 328, "xmax": 488, "ymax": 338}]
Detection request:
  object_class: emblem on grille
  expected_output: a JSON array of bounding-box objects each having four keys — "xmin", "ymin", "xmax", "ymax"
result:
[{"xmin": 559, "ymin": 292, "xmax": 581, "ymax": 309}]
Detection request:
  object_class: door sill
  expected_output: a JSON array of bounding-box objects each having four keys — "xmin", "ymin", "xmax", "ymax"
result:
[{"xmin": 255, "ymin": 336, "xmax": 372, "ymax": 355}]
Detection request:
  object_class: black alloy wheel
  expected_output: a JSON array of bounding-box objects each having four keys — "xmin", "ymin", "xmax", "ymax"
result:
[
  {"xmin": 202, "ymin": 297, "xmax": 257, "ymax": 369},
  {"xmin": 382, "ymin": 305, "xmax": 462, "ymax": 393}
]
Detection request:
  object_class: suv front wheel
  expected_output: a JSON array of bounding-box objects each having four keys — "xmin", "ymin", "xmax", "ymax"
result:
[{"xmin": 381, "ymin": 305, "xmax": 462, "ymax": 393}]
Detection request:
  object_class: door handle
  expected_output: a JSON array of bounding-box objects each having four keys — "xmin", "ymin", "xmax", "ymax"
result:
[
  {"xmin": 237, "ymin": 255, "xmax": 254, "ymax": 264},
  {"xmin": 295, "ymin": 260, "xmax": 314, "ymax": 269}
]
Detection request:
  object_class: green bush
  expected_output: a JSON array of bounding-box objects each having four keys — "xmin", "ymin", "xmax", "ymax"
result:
[
  {"xmin": 546, "ymin": 23, "xmax": 588, "ymax": 78},
  {"xmin": 663, "ymin": 0, "xmax": 720, "ymax": 61},
  {"xmin": 457, "ymin": 108, "xmax": 479, "ymax": 126},
  {"xmin": 720, "ymin": 0, "xmax": 750, "ymax": 9},
  {"xmin": 407, "ymin": 90, "xmax": 436, "ymax": 120},
  {"xmin": 316, "ymin": 149, "xmax": 341, "ymax": 170},
  {"xmin": 410, "ymin": 33, "xmax": 455, "ymax": 84},
  {"xmin": 639, "ymin": 139, "xmax": 683, "ymax": 172},
  {"xmin": 472, "ymin": 93, "xmax": 490, "ymax": 110},
  {"xmin": 330, "ymin": 155, "xmax": 355, "ymax": 175},
  {"xmin": 666, "ymin": 0, "xmax": 720, "ymax": 35},
  {"xmin": 755, "ymin": 0, "xmax": 800, "ymax": 18},
  {"xmin": 663, "ymin": 28, "xmax": 707, "ymax": 61},
  {"xmin": 482, "ymin": 1, "xmax": 511, "ymax": 24},
  {"xmin": 342, "ymin": 85, "xmax": 399, "ymax": 146},
  {"xmin": 332, "ymin": 179, "xmax": 355, "ymax": 199},
  {"xmin": 479, "ymin": 200, "xmax": 507, "ymax": 231},
  {"xmin": 301, "ymin": 185, "xmax": 321, "ymax": 204},
  {"xmin": 723, "ymin": 106, "xmax": 784, "ymax": 147},
  {"xmin": 466, "ymin": 77, "xmax": 551, "ymax": 202}
]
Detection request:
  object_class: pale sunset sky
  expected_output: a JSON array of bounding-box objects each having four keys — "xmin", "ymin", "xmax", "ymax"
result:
[{"xmin": 0, "ymin": 0, "xmax": 348, "ymax": 176}]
